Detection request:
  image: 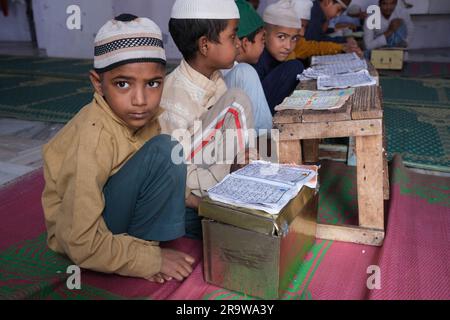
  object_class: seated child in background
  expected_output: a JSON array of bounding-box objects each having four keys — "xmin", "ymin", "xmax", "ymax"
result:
[
  {"xmin": 305, "ymin": 0, "xmax": 356, "ymax": 44},
  {"xmin": 253, "ymin": 0, "xmax": 304, "ymax": 114},
  {"xmin": 42, "ymin": 14, "xmax": 195, "ymax": 284},
  {"xmin": 363, "ymin": 0, "xmax": 413, "ymax": 52},
  {"xmin": 329, "ymin": 4, "xmax": 365, "ymax": 32},
  {"xmin": 288, "ymin": 0, "xmax": 363, "ymax": 61},
  {"xmin": 159, "ymin": 0, "xmax": 256, "ymax": 233},
  {"xmin": 223, "ymin": 0, "xmax": 272, "ymax": 131}
]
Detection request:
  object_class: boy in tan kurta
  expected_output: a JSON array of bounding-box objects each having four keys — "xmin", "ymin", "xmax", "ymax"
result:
[
  {"xmin": 42, "ymin": 14, "xmax": 194, "ymax": 284},
  {"xmin": 160, "ymin": 0, "xmax": 256, "ymax": 222}
]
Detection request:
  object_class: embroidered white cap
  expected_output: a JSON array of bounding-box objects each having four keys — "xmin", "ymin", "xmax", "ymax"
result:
[
  {"xmin": 263, "ymin": 0, "xmax": 302, "ymax": 29},
  {"xmin": 171, "ymin": 0, "xmax": 240, "ymax": 19},
  {"xmin": 293, "ymin": 0, "xmax": 314, "ymax": 21},
  {"xmin": 94, "ymin": 14, "xmax": 166, "ymax": 73}
]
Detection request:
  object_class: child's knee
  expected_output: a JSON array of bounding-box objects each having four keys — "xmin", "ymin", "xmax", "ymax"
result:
[{"xmin": 145, "ymin": 134, "xmax": 185, "ymax": 166}]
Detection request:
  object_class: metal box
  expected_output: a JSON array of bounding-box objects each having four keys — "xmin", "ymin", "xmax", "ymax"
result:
[
  {"xmin": 371, "ymin": 48, "xmax": 404, "ymax": 70},
  {"xmin": 199, "ymin": 186, "xmax": 318, "ymax": 299}
]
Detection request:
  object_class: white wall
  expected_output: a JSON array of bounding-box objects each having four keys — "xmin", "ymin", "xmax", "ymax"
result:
[
  {"xmin": 32, "ymin": 0, "xmax": 114, "ymax": 58},
  {"xmin": 0, "ymin": 1, "xmax": 31, "ymax": 42},
  {"xmin": 6, "ymin": 0, "xmax": 450, "ymax": 59}
]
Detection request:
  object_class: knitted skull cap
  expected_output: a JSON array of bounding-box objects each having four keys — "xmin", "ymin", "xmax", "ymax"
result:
[{"xmin": 94, "ymin": 14, "xmax": 166, "ymax": 73}]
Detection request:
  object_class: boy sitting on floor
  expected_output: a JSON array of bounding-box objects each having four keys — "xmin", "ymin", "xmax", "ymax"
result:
[
  {"xmin": 363, "ymin": 0, "xmax": 413, "ymax": 53},
  {"xmin": 159, "ymin": 0, "xmax": 255, "ymax": 234},
  {"xmin": 288, "ymin": 0, "xmax": 362, "ymax": 61},
  {"xmin": 305, "ymin": 0, "xmax": 353, "ymax": 43},
  {"xmin": 223, "ymin": 0, "xmax": 272, "ymax": 132},
  {"xmin": 42, "ymin": 14, "xmax": 195, "ymax": 284},
  {"xmin": 252, "ymin": 0, "xmax": 304, "ymax": 114}
]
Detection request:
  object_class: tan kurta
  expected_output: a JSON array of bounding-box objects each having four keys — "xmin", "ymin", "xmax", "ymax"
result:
[
  {"xmin": 42, "ymin": 92, "xmax": 164, "ymax": 279},
  {"xmin": 159, "ymin": 59, "xmax": 230, "ymax": 198}
]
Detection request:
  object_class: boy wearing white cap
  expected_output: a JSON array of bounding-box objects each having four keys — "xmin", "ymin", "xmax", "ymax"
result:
[
  {"xmin": 288, "ymin": 0, "xmax": 363, "ymax": 60},
  {"xmin": 253, "ymin": 0, "xmax": 304, "ymax": 114},
  {"xmin": 42, "ymin": 14, "xmax": 194, "ymax": 283},
  {"xmin": 160, "ymin": 0, "xmax": 255, "ymax": 219}
]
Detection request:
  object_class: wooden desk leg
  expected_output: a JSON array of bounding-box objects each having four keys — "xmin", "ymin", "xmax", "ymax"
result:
[
  {"xmin": 279, "ymin": 140, "xmax": 302, "ymax": 164},
  {"xmin": 302, "ymin": 139, "xmax": 319, "ymax": 163},
  {"xmin": 356, "ymin": 135, "xmax": 384, "ymax": 230}
]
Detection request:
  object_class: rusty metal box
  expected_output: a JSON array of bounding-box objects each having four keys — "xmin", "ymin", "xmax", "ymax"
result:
[{"xmin": 199, "ymin": 186, "xmax": 318, "ymax": 299}]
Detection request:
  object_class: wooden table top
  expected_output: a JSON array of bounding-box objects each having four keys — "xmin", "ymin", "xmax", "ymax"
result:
[{"xmin": 273, "ymin": 62, "xmax": 383, "ymax": 125}]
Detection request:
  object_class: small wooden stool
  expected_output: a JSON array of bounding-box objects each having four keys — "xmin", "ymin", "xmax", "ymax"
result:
[{"xmin": 273, "ymin": 74, "xmax": 388, "ymax": 246}]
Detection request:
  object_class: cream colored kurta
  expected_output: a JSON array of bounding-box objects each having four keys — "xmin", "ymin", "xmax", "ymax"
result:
[
  {"xmin": 159, "ymin": 59, "xmax": 229, "ymax": 198},
  {"xmin": 42, "ymin": 93, "xmax": 164, "ymax": 279}
]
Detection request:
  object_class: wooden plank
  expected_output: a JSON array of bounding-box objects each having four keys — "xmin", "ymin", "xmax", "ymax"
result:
[
  {"xmin": 382, "ymin": 120, "xmax": 390, "ymax": 200},
  {"xmin": 379, "ymin": 85, "xmax": 389, "ymax": 200},
  {"xmin": 347, "ymin": 136, "xmax": 356, "ymax": 166},
  {"xmin": 351, "ymin": 85, "xmax": 383, "ymax": 120},
  {"xmin": 276, "ymin": 119, "xmax": 382, "ymax": 140},
  {"xmin": 356, "ymin": 135, "xmax": 384, "ymax": 229},
  {"xmin": 278, "ymin": 140, "xmax": 302, "ymax": 164},
  {"xmin": 319, "ymin": 143, "xmax": 347, "ymax": 162},
  {"xmin": 302, "ymin": 101, "xmax": 352, "ymax": 123},
  {"xmin": 273, "ymin": 109, "xmax": 303, "ymax": 124},
  {"xmin": 316, "ymin": 223, "xmax": 384, "ymax": 246},
  {"xmin": 302, "ymin": 139, "xmax": 320, "ymax": 163}
]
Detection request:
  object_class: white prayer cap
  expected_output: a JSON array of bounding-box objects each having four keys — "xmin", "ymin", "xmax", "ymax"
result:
[
  {"xmin": 171, "ymin": 0, "xmax": 240, "ymax": 19},
  {"xmin": 263, "ymin": 0, "xmax": 302, "ymax": 29},
  {"xmin": 293, "ymin": 0, "xmax": 314, "ymax": 21},
  {"xmin": 94, "ymin": 14, "xmax": 165, "ymax": 73}
]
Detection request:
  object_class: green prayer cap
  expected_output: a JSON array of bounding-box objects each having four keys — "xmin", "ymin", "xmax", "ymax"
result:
[{"xmin": 235, "ymin": 0, "xmax": 264, "ymax": 38}]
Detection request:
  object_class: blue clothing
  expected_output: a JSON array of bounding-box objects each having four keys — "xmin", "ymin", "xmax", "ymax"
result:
[
  {"xmin": 252, "ymin": 48, "xmax": 304, "ymax": 115},
  {"xmin": 224, "ymin": 63, "xmax": 273, "ymax": 131},
  {"xmin": 386, "ymin": 22, "xmax": 408, "ymax": 47},
  {"xmin": 102, "ymin": 134, "xmax": 188, "ymax": 242},
  {"xmin": 305, "ymin": 0, "xmax": 347, "ymax": 44}
]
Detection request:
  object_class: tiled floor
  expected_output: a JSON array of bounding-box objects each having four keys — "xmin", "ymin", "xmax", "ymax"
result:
[{"xmin": 0, "ymin": 118, "xmax": 63, "ymax": 186}]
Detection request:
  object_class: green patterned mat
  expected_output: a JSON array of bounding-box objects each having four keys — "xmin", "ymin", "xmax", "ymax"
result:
[
  {"xmin": 380, "ymin": 77, "xmax": 450, "ymax": 172},
  {"xmin": 0, "ymin": 55, "xmax": 449, "ymax": 171}
]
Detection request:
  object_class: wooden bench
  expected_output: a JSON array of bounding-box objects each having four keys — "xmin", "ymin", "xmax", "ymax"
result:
[{"xmin": 273, "ymin": 68, "xmax": 388, "ymax": 246}]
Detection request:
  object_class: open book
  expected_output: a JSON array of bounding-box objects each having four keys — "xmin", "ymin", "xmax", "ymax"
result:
[
  {"xmin": 275, "ymin": 88, "xmax": 354, "ymax": 111},
  {"xmin": 207, "ymin": 161, "xmax": 317, "ymax": 215},
  {"xmin": 317, "ymin": 69, "xmax": 377, "ymax": 90}
]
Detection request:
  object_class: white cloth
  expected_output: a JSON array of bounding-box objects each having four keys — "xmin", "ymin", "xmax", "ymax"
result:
[
  {"xmin": 171, "ymin": 0, "xmax": 239, "ymax": 19},
  {"xmin": 263, "ymin": 0, "xmax": 302, "ymax": 29},
  {"xmin": 363, "ymin": 4, "xmax": 414, "ymax": 51},
  {"xmin": 293, "ymin": 0, "xmax": 313, "ymax": 20}
]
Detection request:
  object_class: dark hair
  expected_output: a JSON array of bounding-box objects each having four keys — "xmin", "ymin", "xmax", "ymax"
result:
[
  {"xmin": 239, "ymin": 26, "xmax": 264, "ymax": 43},
  {"xmin": 169, "ymin": 18, "xmax": 229, "ymax": 61}
]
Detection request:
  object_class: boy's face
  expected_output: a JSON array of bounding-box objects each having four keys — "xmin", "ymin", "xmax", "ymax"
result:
[
  {"xmin": 322, "ymin": 0, "xmax": 347, "ymax": 19},
  {"xmin": 265, "ymin": 24, "xmax": 301, "ymax": 62},
  {"xmin": 90, "ymin": 62, "xmax": 165, "ymax": 131},
  {"xmin": 237, "ymin": 29, "xmax": 265, "ymax": 65},
  {"xmin": 206, "ymin": 19, "xmax": 240, "ymax": 69},
  {"xmin": 380, "ymin": 0, "xmax": 397, "ymax": 18}
]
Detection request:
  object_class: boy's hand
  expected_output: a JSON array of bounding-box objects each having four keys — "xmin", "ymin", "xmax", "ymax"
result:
[
  {"xmin": 389, "ymin": 19, "xmax": 403, "ymax": 32},
  {"xmin": 148, "ymin": 272, "xmax": 173, "ymax": 283},
  {"xmin": 159, "ymin": 248, "xmax": 195, "ymax": 281},
  {"xmin": 186, "ymin": 193, "xmax": 201, "ymax": 210}
]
